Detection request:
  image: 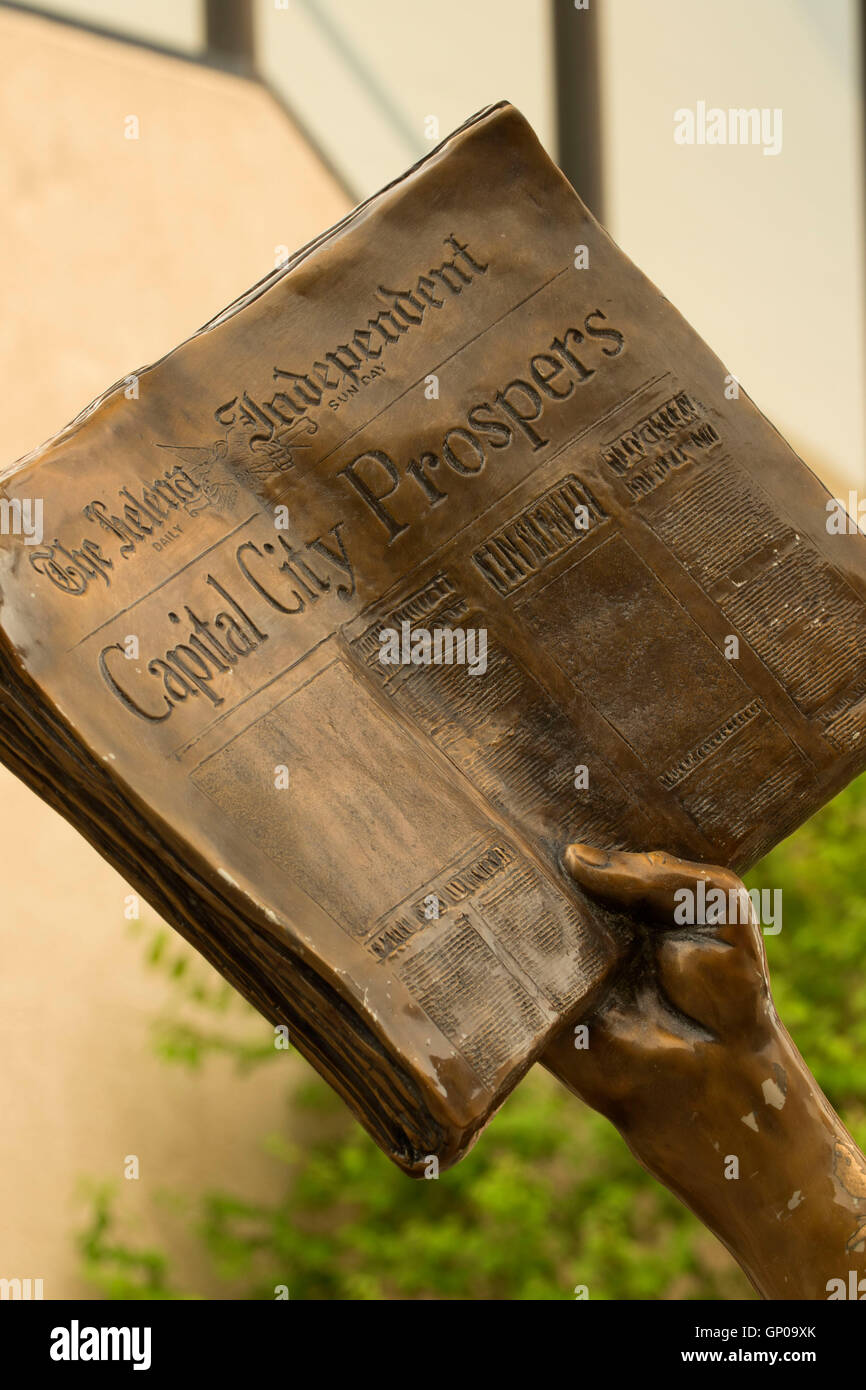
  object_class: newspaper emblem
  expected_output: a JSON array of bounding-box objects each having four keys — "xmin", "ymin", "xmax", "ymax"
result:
[{"xmin": 157, "ymin": 417, "xmax": 317, "ymax": 511}]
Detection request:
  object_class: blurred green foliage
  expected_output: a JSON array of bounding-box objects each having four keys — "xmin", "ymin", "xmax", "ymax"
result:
[{"xmin": 79, "ymin": 777, "xmax": 866, "ymax": 1299}]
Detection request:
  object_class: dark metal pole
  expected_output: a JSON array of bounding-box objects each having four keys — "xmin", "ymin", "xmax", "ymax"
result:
[
  {"xmin": 205, "ymin": 0, "xmax": 255, "ymax": 71},
  {"xmin": 552, "ymin": 0, "xmax": 604, "ymax": 220}
]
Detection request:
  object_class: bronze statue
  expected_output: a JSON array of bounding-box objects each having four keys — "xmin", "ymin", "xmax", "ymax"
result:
[
  {"xmin": 2, "ymin": 102, "xmax": 866, "ymax": 1297},
  {"xmin": 547, "ymin": 844, "xmax": 866, "ymax": 1299}
]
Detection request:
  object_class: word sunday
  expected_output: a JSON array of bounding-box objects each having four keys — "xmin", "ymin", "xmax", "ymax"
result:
[{"xmin": 214, "ymin": 234, "xmax": 490, "ymax": 442}]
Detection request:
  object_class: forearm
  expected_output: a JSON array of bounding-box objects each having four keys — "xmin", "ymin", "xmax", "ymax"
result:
[{"xmin": 547, "ymin": 1021, "xmax": 866, "ymax": 1300}]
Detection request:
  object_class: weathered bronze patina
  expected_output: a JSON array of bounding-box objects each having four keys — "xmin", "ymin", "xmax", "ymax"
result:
[
  {"xmin": 548, "ymin": 845, "xmax": 866, "ymax": 1300},
  {"xmin": 2, "ymin": 105, "xmax": 866, "ymax": 1295}
]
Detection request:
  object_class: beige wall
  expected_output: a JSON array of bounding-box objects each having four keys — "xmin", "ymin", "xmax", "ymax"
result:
[{"xmin": 22, "ymin": 0, "xmax": 204, "ymax": 53}]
